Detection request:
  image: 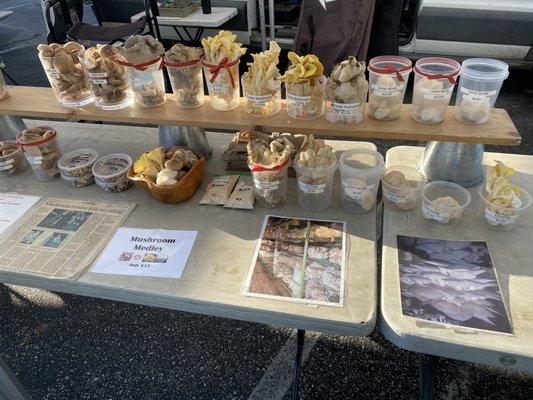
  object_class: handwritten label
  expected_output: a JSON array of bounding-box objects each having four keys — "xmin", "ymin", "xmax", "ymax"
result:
[
  {"xmin": 421, "ymin": 87, "xmax": 453, "ymax": 100},
  {"xmin": 484, "ymin": 208, "xmax": 518, "ymax": 225},
  {"xmin": 287, "ymin": 93, "xmax": 311, "ymax": 105},
  {"xmin": 383, "ymin": 188, "xmax": 407, "ymax": 203},
  {"xmin": 371, "ymin": 84, "xmax": 403, "ymax": 97},
  {"xmin": 25, "ymin": 155, "xmax": 43, "ymax": 165},
  {"xmin": 460, "ymin": 87, "xmax": 497, "ymax": 102},
  {"xmin": 343, "ymin": 183, "xmax": 374, "ymax": 199},
  {"xmin": 88, "ymin": 72, "xmax": 108, "ymax": 78},
  {"xmin": 298, "ymin": 181, "xmax": 326, "ymax": 194},
  {"xmin": 247, "ymin": 93, "xmax": 272, "ymax": 107},
  {"xmin": 254, "ymin": 179, "xmax": 279, "ymax": 191},
  {"xmin": 333, "ymin": 102, "xmax": 360, "ymax": 116},
  {"xmin": 0, "ymin": 159, "xmax": 14, "ymax": 171},
  {"xmin": 209, "ymin": 82, "xmax": 230, "ymax": 93},
  {"xmin": 422, "ymin": 204, "xmax": 446, "ymax": 222}
]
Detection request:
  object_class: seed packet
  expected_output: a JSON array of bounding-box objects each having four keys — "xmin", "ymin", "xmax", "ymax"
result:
[
  {"xmin": 199, "ymin": 174, "xmax": 239, "ymax": 205},
  {"xmin": 224, "ymin": 176, "xmax": 254, "ymax": 210}
]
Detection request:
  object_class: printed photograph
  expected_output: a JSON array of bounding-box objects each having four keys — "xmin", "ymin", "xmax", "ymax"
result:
[
  {"xmin": 118, "ymin": 252, "xmax": 133, "ymax": 261},
  {"xmin": 397, "ymin": 235, "xmax": 513, "ymax": 334},
  {"xmin": 245, "ymin": 216, "xmax": 345, "ymax": 306},
  {"xmin": 142, "ymin": 253, "xmax": 169, "ymax": 263},
  {"xmin": 20, "ymin": 229, "xmax": 44, "ymax": 245},
  {"xmin": 37, "ymin": 208, "xmax": 92, "ymax": 232},
  {"xmin": 42, "ymin": 232, "xmax": 70, "ymax": 249}
]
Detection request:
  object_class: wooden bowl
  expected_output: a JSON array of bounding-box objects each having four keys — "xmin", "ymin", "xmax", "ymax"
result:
[{"xmin": 127, "ymin": 147, "xmax": 205, "ymax": 204}]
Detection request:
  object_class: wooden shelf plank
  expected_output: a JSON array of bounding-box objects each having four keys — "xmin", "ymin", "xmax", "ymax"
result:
[{"xmin": 0, "ymin": 86, "xmax": 521, "ymax": 146}]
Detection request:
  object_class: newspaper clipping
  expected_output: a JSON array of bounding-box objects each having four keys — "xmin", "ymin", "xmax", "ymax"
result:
[{"xmin": 0, "ymin": 197, "xmax": 135, "ymax": 279}]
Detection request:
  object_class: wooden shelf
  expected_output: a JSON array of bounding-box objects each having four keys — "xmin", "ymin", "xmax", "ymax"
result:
[{"xmin": 0, "ymin": 86, "xmax": 521, "ymax": 146}]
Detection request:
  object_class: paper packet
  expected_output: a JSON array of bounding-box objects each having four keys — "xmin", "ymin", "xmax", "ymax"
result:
[
  {"xmin": 199, "ymin": 174, "xmax": 239, "ymax": 205},
  {"xmin": 224, "ymin": 176, "xmax": 254, "ymax": 210}
]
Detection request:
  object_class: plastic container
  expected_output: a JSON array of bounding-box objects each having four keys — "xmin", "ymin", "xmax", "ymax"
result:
[
  {"xmin": 92, "ymin": 153, "xmax": 133, "ymax": 192},
  {"xmin": 249, "ymin": 161, "xmax": 289, "ymax": 208},
  {"xmin": 165, "ymin": 58, "xmax": 204, "ymax": 109},
  {"xmin": 0, "ymin": 69, "xmax": 8, "ymax": 101},
  {"xmin": 325, "ymin": 88, "xmax": 366, "ymax": 124},
  {"xmin": 16, "ymin": 127, "xmax": 61, "ymax": 181},
  {"xmin": 368, "ymin": 56, "xmax": 412, "ymax": 121},
  {"xmin": 294, "ymin": 155, "xmax": 337, "ymax": 212},
  {"xmin": 421, "ymin": 181, "xmax": 471, "ymax": 226},
  {"xmin": 202, "ymin": 57, "xmax": 240, "ymax": 111},
  {"xmin": 0, "ymin": 141, "xmax": 27, "ymax": 177},
  {"xmin": 38, "ymin": 53, "xmax": 93, "ymax": 108},
  {"xmin": 479, "ymin": 185, "xmax": 531, "ymax": 231},
  {"xmin": 454, "ymin": 58, "xmax": 509, "ymax": 124},
  {"xmin": 381, "ymin": 166, "xmax": 425, "ymax": 211},
  {"xmin": 121, "ymin": 57, "xmax": 166, "ymax": 108},
  {"xmin": 241, "ymin": 75, "xmax": 281, "ymax": 116},
  {"xmin": 58, "ymin": 148, "xmax": 98, "ymax": 187},
  {"xmin": 79, "ymin": 50, "xmax": 133, "ymax": 110},
  {"xmin": 411, "ymin": 57, "xmax": 460, "ymax": 124},
  {"xmin": 285, "ymin": 76, "xmax": 325, "ymax": 119},
  {"xmin": 339, "ymin": 149, "xmax": 384, "ymax": 213}
]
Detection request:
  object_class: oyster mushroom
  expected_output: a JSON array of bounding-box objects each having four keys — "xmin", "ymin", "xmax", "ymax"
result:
[
  {"xmin": 37, "ymin": 42, "xmax": 92, "ymax": 106},
  {"xmin": 165, "ymin": 44, "xmax": 204, "ymax": 109},
  {"xmin": 483, "ymin": 161, "xmax": 523, "ymax": 226},
  {"xmin": 0, "ymin": 141, "xmax": 25, "ymax": 176},
  {"xmin": 241, "ymin": 41, "xmax": 281, "ymax": 116},
  {"xmin": 325, "ymin": 57, "xmax": 368, "ymax": 123},
  {"xmin": 16, "ymin": 127, "xmax": 61, "ymax": 181},
  {"xmin": 134, "ymin": 146, "xmax": 198, "ymax": 186},
  {"xmin": 281, "ymin": 52, "xmax": 325, "ymax": 119}
]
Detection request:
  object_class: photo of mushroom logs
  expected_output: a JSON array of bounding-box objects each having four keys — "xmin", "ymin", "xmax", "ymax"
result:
[
  {"xmin": 397, "ymin": 236, "xmax": 512, "ymax": 334},
  {"xmin": 246, "ymin": 216, "xmax": 345, "ymax": 306}
]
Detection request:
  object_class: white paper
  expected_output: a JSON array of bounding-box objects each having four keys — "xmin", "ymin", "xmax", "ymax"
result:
[
  {"xmin": 91, "ymin": 228, "xmax": 197, "ymax": 278},
  {"xmin": 0, "ymin": 193, "xmax": 41, "ymax": 235}
]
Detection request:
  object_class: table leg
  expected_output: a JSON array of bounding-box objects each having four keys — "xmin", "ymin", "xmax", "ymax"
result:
[
  {"xmin": 193, "ymin": 28, "xmax": 205, "ymax": 45},
  {"xmin": 0, "ymin": 357, "xmax": 31, "ymax": 400},
  {"xmin": 182, "ymin": 27, "xmax": 195, "ymax": 43},
  {"xmin": 290, "ymin": 329, "xmax": 305, "ymax": 400},
  {"xmin": 171, "ymin": 26, "xmax": 187, "ymax": 43},
  {"xmin": 419, "ymin": 353, "xmax": 438, "ymax": 400}
]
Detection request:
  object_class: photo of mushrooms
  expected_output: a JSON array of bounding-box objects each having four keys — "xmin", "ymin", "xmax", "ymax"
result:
[
  {"xmin": 397, "ymin": 236, "xmax": 512, "ymax": 334},
  {"xmin": 244, "ymin": 216, "xmax": 346, "ymax": 306}
]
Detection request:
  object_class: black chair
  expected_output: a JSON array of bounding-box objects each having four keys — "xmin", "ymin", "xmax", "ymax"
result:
[{"xmin": 62, "ymin": 0, "xmax": 157, "ymax": 44}]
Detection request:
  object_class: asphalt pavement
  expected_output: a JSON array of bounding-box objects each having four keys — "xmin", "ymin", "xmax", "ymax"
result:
[{"xmin": 0, "ymin": 1, "xmax": 532, "ymax": 399}]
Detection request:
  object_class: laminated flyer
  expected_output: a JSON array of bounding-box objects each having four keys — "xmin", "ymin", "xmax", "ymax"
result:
[
  {"xmin": 0, "ymin": 198, "xmax": 135, "ymax": 279},
  {"xmin": 91, "ymin": 228, "xmax": 198, "ymax": 278}
]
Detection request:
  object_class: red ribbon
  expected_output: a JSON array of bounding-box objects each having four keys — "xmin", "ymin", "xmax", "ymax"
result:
[
  {"xmin": 163, "ymin": 58, "xmax": 200, "ymax": 68},
  {"xmin": 414, "ymin": 65, "xmax": 459, "ymax": 84},
  {"xmin": 16, "ymin": 127, "xmax": 57, "ymax": 148},
  {"xmin": 369, "ymin": 64, "xmax": 411, "ymax": 82},
  {"xmin": 248, "ymin": 159, "xmax": 289, "ymax": 172},
  {"xmin": 201, "ymin": 57, "xmax": 240, "ymax": 88},
  {"xmin": 116, "ymin": 56, "xmax": 163, "ymax": 71}
]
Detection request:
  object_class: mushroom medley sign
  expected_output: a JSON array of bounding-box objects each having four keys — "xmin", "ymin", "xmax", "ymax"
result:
[{"xmin": 397, "ymin": 236, "xmax": 512, "ymax": 334}]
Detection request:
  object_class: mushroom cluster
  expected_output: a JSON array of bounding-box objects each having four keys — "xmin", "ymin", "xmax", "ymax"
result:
[
  {"xmin": 483, "ymin": 161, "xmax": 523, "ymax": 225},
  {"xmin": 241, "ymin": 41, "xmax": 281, "ymax": 115},
  {"xmin": 411, "ymin": 78, "xmax": 451, "ymax": 123},
  {"xmin": 16, "ymin": 127, "xmax": 61, "ymax": 180},
  {"xmin": 282, "ymin": 52, "xmax": 325, "ymax": 119},
  {"xmin": 296, "ymin": 135, "xmax": 334, "ymax": 169},
  {"xmin": 37, "ymin": 42, "xmax": 92, "ymax": 105},
  {"xmin": 133, "ymin": 146, "xmax": 199, "ymax": 187},
  {"xmin": 458, "ymin": 97, "xmax": 491, "ymax": 124},
  {"xmin": 368, "ymin": 75, "xmax": 403, "ymax": 120},
  {"xmin": 0, "ymin": 141, "xmax": 24, "ymax": 176},
  {"xmin": 424, "ymin": 196, "xmax": 463, "ymax": 224},
  {"xmin": 165, "ymin": 44, "xmax": 204, "ymax": 109},
  {"xmin": 382, "ymin": 170, "xmax": 420, "ymax": 210},
  {"xmin": 201, "ymin": 30, "xmax": 246, "ymax": 65},
  {"xmin": 325, "ymin": 57, "xmax": 368, "ymax": 123},
  {"xmin": 117, "ymin": 35, "xmax": 166, "ymax": 107},
  {"xmin": 81, "ymin": 44, "xmax": 131, "ymax": 107},
  {"xmin": 247, "ymin": 137, "xmax": 294, "ymax": 168}
]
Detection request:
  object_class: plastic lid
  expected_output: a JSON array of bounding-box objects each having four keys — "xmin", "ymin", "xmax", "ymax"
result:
[
  {"xmin": 58, "ymin": 148, "xmax": 99, "ymax": 172},
  {"xmin": 92, "ymin": 153, "xmax": 132, "ymax": 180},
  {"xmin": 414, "ymin": 57, "xmax": 460, "ymax": 80},
  {"xmin": 339, "ymin": 149, "xmax": 384, "ymax": 177},
  {"xmin": 460, "ymin": 58, "xmax": 509, "ymax": 82},
  {"xmin": 368, "ymin": 56, "xmax": 412, "ymax": 76}
]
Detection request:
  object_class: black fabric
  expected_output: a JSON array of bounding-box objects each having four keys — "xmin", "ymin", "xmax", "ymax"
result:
[
  {"xmin": 292, "ymin": 0, "xmax": 375, "ymax": 75},
  {"xmin": 67, "ymin": 17, "xmax": 146, "ymax": 42},
  {"xmin": 367, "ymin": 0, "xmax": 404, "ymax": 59},
  {"xmin": 44, "ymin": 0, "xmax": 84, "ymax": 43}
]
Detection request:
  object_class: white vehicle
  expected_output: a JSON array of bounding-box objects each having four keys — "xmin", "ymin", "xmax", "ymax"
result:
[{"xmin": 398, "ymin": 0, "xmax": 533, "ymax": 64}]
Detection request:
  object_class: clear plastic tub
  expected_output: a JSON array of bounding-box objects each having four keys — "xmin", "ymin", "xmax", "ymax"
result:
[
  {"xmin": 0, "ymin": 69, "xmax": 8, "ymax": 101},
  {"xmin": 121, "ymin": 57, "xmax": 166, "ymax": 108},
  {"xmin": 411, "ymin": 57, "xmax": 460, "ymax": 124},
  {"xmin": 421, "ymin": 181, "xmax": 471, "ymax": 226},
  {"xmin": 249, "ymin": 161, "xmax": 289, "ymax": 208},
  {"xmin": 381, "ymin": 166, "xmax": 425, "ymax": 211},
  {"xmin": 325, "ymin": 93, "xmax": 366, "ymax": 124},
  {"xmin": 79, "ymin": 50, "xmax": 133, "ymax": 110},
  {"xmin": 294, "ymin": 155, "xmax": 337, "ymax": 212},
  {"xmin": 242, "ymin": 75, "xmax": 281, "ymax": 116},
  {"xmin": 479, "ymin": 185, "xmax": 531, "ymax": 231},
  {"xmin": 16, "ymin": 127, "xmax": 61, "ymax": 181},
  {"xmin": 58, "ymin": 148, "xmax": 98, "ymax": 187},
  {"xmin": 166, "ymin": 59, "xmax": 204, "ymax": 109},
  {"xmin": 202, "ymin": 58, "xmax": 240, "ymax": 111},
  {"xmin": 368, "ymin": 56, "xmax": 412, "ymax": 121},
  {"xmin": 92, "ymin": 153, "xmax": 133, "ymax": 192},
  {"xmin": 0, "ymin": 141, "xmax": 27, "ymax": 177},
  {"xmin": 285, "ymin": 76, "xmax": 325, "ymax": 119},
  {"xmin": 339, "ymin": 149, "xmax": 384, "ymax": 213},
  {"xmin": 38, "ymin": 53, "xmax": 93, "ymax": 108},
  {"xmin": 454, "ymin": 58, "xmax": 509, "ymax": 124}
]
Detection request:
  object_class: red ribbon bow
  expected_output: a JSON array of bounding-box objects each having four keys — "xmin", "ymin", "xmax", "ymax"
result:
[
  {"xmin": 378, "ymin": 64, "xmax": 411, "ymax": 82},
  {"xmin": 201, "ymin": 57, "xmax": 240, "ymax": 88},
  {"xmin": 414, "ymin": 66, "xmax": 458, "ymax": 84}
]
